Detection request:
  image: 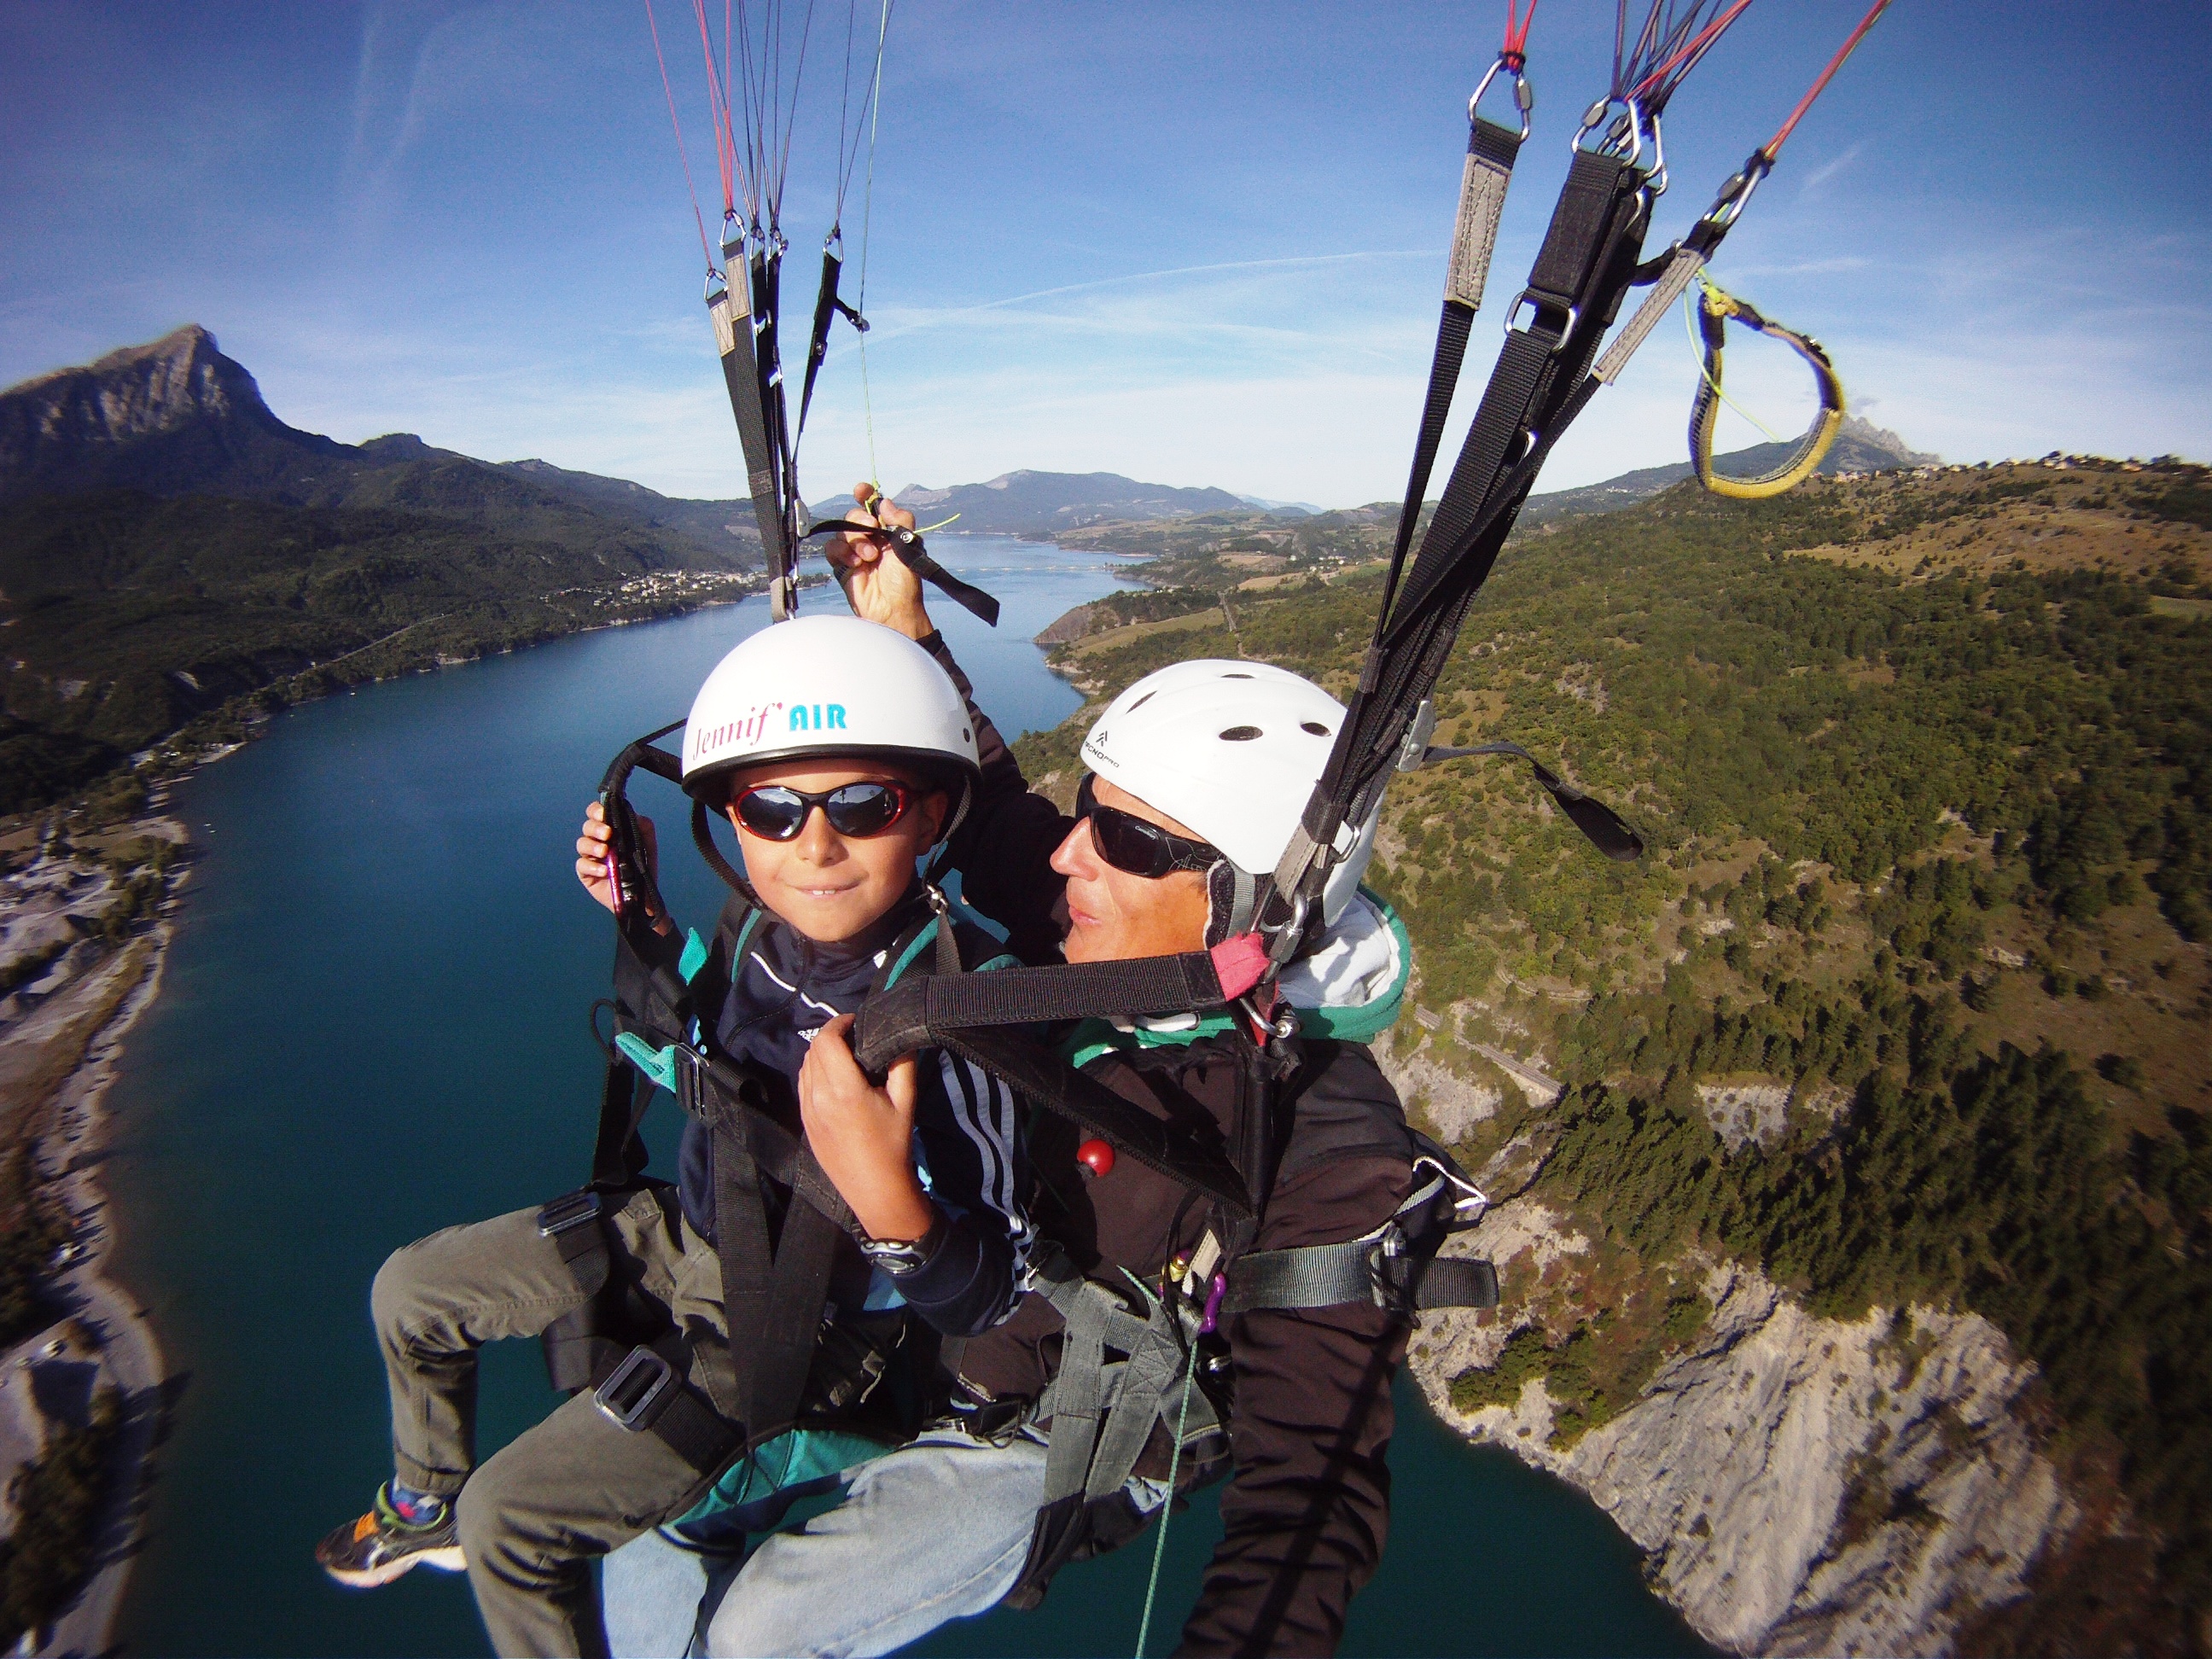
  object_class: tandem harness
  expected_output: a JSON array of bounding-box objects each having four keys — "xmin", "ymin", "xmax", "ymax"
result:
[
  {"xmin": 533, "ymin": 725, "xmax": 1000, "ymax": 1485},
  {"xmin": 998, "ymin": 1134, "xmax": 1499, "ymax": 1612}
]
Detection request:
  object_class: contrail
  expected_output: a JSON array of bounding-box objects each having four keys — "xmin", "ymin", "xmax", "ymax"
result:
[{"xmin": 855, "ymin": 249, "xmax": 1441, "ymax": 348}]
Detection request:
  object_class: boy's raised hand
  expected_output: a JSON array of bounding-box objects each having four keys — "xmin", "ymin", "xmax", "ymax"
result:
[
  {"xmin": 825, "ymin": 484, "xmax": 933, "ymax": 641},
  {"xmin": 797, "ymin": 1014, "xmax": 935, "ymax": 1244},
  {"xmin": 574, "ymin": 800, "xmax": 658, "ymax": 917}
]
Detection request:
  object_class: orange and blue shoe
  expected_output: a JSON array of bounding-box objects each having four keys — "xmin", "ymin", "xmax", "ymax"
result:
[{"xmin": 315, "ymin": 1482, "xmax": 464, "ymax": 1588}]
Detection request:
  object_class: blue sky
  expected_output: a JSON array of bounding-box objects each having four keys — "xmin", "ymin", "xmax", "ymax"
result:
[{"xmin": 3, "ymin": 1, "xmax": 2207, "ymax": 507}]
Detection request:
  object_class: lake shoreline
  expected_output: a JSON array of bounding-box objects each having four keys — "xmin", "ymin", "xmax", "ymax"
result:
[{"xmin": 0, "ymin": 812, "xmax": 191, "ymax": 1655}]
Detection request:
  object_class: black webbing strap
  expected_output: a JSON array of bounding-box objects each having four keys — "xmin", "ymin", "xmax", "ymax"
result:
[
  {"xmin": 751, "ymin": 249, "xmax": 806, "ymax": 598},
  {"xmin": 751, "ymin": 1185, "xmax": 844, "ymax": 1434},
  {"xmin": 701, "ymin": 1063, "xmax": 777, "ymax": 1428},
  {"xmin": 590, "ymin": 1330, "xmax": 745, "ymax": 1478},
  {"xmin": 708, "ymin": 251, "xmax": 796, "ymax": 620},
  {"xmin": 929, "ymin": 1020, "xmax": 1252, "ymax": 1218},
  {"xmin": 797, "ymin": 241, "xmax": 865, "ymax": 442},
  {"xmin": 1382, "ymin": 112, "xmax": 1524, "ymax": 620},
  {"xmin": 1276, "ymin": 144, "xmax": 1652, "ymax": 940},
  {"xmin": 1223, "ymin": 1233, "xmax": 1499, "ymax": 1315},
  {"xmin": 847, "ymin": 951, "xmax": 1255, "ymax": 1215},
  {"xmin": 852, "ymin": 952, "xmax": 1233, "ymax": 1054},
  {"xmin": 802, "ymin": 518, "xmax": 1001, "ymax": 626}
]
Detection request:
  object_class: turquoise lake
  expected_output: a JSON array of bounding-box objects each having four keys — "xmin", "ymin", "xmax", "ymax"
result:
[{"xmin": 102, "ymin": 536, "xmax": 1708, "ymax": 1656}]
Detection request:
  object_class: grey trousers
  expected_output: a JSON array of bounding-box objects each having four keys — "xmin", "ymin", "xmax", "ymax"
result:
[{"xmin": 370, "ymin": 1192, "xmax": 727, "ymax": 1657}]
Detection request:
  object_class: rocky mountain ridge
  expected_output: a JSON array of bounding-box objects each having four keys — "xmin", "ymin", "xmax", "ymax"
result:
[
  {"xmin": 1519, "ymin": 416, "xmax": 1942, "ymax": 526},
  {"xmin": 1403, "ymin": 1191, "xmax": 2075, "ymax": 1657},
  {"xmin": 0, "ymin": 327, "xmax": 755, "ymax": 568},
  {"xmin": 813, "ymin": 469, "xmax": 1249, "ymax": 535}
]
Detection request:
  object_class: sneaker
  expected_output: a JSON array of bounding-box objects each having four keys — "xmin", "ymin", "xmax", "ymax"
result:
[{"xmin": 315, "ymin": 1483, "xmax": 465, "ymax": 1587}]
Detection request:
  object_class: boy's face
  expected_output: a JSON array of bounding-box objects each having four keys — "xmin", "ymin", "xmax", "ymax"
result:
[{"xmin": 724, "ymin": 757, "xmax": 948, "ymax": 944}]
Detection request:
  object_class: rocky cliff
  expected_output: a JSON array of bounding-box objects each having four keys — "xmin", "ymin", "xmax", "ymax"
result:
[
  {"xmin": 0, "ymin": 326, "xmax": 337, "ymax": 501},
  {"xmin": 1407, "ymin": 1201, "xmax": 2077, "ymax": 1656}
]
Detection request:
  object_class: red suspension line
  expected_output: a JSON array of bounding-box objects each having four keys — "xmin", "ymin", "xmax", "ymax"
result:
[
  {"xmin": 643, "ymin": 0, "xmax": 714, "ymax": 267},
  {"xmin": 1628, "ymin": 0, "xmax": 1753, "ymax": 105},
  {"xmin": 1761, "ymin": 0, "xmax": 1891, "ymax": 161},
  {"xmin": 690, "ymin": 0, "xmax": 741, "ymax": 223},
  {"xmin": 1501, "ymin": 0, "xmax": 1537, "ymax": 69}
]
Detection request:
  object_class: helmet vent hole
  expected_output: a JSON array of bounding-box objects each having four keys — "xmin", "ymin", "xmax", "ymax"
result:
[
  {"xmin": 1129, "ymin": 691, "xmax": 1155, "ymax": 709},
  {"xmin": 1220, "ymin": 725, "xmax": 1262, "ymax": 742},
  {"xmin": 1301, "ymin": 721, "xmax": 1330, "ymax": 736},
  {"xmin": 1222, "ymin": 672, "xmax": 1254, "ymax": 679}
]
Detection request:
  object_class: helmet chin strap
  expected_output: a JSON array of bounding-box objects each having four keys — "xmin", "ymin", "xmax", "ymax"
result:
[{"xmin": 1203, "ymin": 860, "xmax": 1260, "ymax": 950}]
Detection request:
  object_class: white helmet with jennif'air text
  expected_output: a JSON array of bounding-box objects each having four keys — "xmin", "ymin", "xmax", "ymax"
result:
[
  {"xmin": 1080, "ymin": 659, "xmax": 1380, "ymax": 937},
  {"xmin": 681, "ymin": 615, "xmax": 981, "ymax": 835}
]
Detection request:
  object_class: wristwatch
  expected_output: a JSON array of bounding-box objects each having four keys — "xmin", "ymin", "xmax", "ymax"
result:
[{"xmin": 859, "ymin": 1212, "xmax": 945, "ymax": 1278}]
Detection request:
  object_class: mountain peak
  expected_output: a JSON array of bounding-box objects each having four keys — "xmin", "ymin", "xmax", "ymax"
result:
[{"xmin": 1, "ymin": 323, "xmax": 284, "ymax": 481}]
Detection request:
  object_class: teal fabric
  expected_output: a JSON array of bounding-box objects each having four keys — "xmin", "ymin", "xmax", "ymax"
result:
[
  {"xmin": 614, "ymin": 1032, "xmax": 678, "ymax": 1091},
  {"xmin": 1057, "ymin": 888, "xmax": 1412, "ymax": 1068},
  {"xmin": 678, "ymin": 928, "xmax": 711, "ymax": 984},
  {"xmin": 667, "ymin": 1426, "xmax": 893, "ymax": 1542}
]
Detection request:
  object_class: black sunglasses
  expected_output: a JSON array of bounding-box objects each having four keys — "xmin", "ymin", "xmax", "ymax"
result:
[
  {"xmin": 732, "ymin": 780, "xmax": 915, "ymax": 841},
  {"xmin": 1075, "ymin": 774, "xmax": 1220, "ymax": 878}
]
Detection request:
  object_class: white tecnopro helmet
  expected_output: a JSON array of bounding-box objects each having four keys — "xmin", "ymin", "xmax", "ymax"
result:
[
  {"xmin": 681, "ymin": 615, "xmax": 981, "ymax": 835},
  {"xmin": 1080, "ymin": 659, "xmax": 1381, "ymax": 938}
]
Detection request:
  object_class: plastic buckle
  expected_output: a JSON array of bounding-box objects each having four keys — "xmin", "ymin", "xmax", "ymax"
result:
[
  {"xmin": 594, "ymin": 1346, "xmax": 676, "ymax": 1431},
  {"xmin": 535, "ymin": 1190, "xmax": 603, "ymax": 1238}
]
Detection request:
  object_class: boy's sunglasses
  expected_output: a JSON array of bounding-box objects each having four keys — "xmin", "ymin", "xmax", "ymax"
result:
[
  {"xmin": 731, "ymin": 780, "xmax": 914, "ymax": 841},
  {"xmin": 1075, "ymin": 774, "xmax": 1220, "ymax": 879}
]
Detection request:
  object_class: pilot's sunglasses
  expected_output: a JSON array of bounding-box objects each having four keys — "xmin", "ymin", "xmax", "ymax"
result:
[
  {"xmin": 1075, "ymin": 774, "xmax": 1220, "ymax": 878},
  {"xmin": 732, "ymin": 781, "xmax": 913, "ymax": 841}
]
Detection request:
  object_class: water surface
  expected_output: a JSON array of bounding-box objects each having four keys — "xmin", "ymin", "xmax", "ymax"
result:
[{"xmin": 103, "ymin": 538, "xmax": 1704, "ymax": 1656}]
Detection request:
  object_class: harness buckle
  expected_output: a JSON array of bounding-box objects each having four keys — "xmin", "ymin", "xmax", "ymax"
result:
[
  {"xmin": 594, "ymin": 1345, "xmax": 677, "ymax": 1431},
  {"xmin": 1504, "ymin": 289, "xmax": 1578, "ymax": 341},
  {"xmin": 535, "ymin": 1190, "xmax": 604, "ymax": 1238}
]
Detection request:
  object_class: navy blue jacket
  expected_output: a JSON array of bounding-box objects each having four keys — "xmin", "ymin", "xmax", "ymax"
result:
[{"xmin": 675, "ymin": 892, "xmax": 1031, "ymax": 1337}]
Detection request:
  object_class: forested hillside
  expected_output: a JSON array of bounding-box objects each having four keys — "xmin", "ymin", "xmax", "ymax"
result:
[
  {"xmin": 0, "ymin": 492, "xmax": 752, "ymax": 815},
  {"xmin": 1016, "ymin": 456, "xmax": 2212, "ymax": 1653},
  {"xmin": 0, "ymin": 328, "xmax": 765, "ymax": 818}
]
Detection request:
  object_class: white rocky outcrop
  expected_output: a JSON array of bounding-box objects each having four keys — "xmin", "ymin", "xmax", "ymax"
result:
[
  {"xmin": 1377, "ymin": 1043, "xmax": 1504, "ymax": 1144},
  {"xmin": 1409, "ymin": 1204, "xmax": 2075, "ymax": 1656}
]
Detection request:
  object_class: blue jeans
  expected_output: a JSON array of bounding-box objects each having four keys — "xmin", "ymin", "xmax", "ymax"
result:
[
  {"xmin": 607, "ymin": 1424, "xmax": 1174, "ymax": 1658},
  {"xmin": 704, "ymin": 1426, "xmax": 1050, "ymax": 1657}
]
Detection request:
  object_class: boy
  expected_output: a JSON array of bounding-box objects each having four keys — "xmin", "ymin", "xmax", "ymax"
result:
[{"xmin": 315, "ymin": 615, "xmax": 1032, "ymax": 1657}]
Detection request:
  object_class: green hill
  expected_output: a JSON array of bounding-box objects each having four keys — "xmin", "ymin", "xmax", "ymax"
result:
[
  {"xmin": 1014, "ymin": 457, "xmax": 2212, "ymax": 1652},
  {"xmin": 0, "ymin": 490, "xmax": 750, "ymax": 815},
  {"xmin": 0, "ymin": 328, "xmax": 770, "ymax": 818}
]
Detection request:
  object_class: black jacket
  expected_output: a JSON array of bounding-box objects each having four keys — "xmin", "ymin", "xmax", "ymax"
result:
[{"xmin": 927, "ymin": 633, "xmax": 1417, "ymax": 1656}]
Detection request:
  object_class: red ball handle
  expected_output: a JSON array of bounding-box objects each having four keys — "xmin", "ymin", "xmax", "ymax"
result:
[{"xmin": 1076, "ymin": 1139, "xmax": 1115, "ymax": 1179}]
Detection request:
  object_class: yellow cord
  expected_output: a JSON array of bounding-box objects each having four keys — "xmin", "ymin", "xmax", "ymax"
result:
[{"xmin": 855, "ymin": 0, "xmax": 892, "ymax": 496}]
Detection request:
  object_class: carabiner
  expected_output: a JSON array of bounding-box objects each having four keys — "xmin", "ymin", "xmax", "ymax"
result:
[
  {"xmin": 1470, "ymin": 55, "xmax": 1533, "ymax": 141},
  {"xmin": 1574, "ymin": 95, "xmax": 1643, "ymax": 171},
  {"xmin": 1703, "ymin": 151, "xmax": 1771, "ymax": 231}
]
